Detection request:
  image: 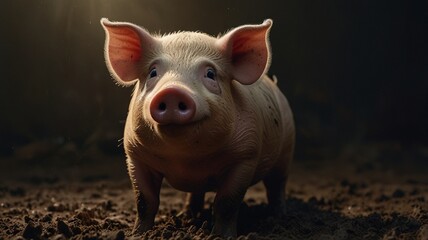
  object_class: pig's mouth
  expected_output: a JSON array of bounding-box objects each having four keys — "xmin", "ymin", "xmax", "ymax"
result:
[{"xmin": 154, "ymin": 117, "xmax": 207, "ymax": 137}]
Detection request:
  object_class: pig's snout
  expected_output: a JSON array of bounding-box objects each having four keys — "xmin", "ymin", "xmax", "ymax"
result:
[{"xmin": 150, "ymin": 87, "xmax": 196, "ymax": 125}]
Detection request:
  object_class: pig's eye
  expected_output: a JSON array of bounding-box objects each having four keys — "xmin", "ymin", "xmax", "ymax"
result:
[
  {"xmin": 149, "ymin": 68, "xmax": 157, "ymax": 78},
  {"xmin": 205, "ymin": 68, "xmax": 216, "ymax": 80}
]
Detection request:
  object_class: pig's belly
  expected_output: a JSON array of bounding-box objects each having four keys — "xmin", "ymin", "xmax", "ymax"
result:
[
  {"xmin": 159, "ymin": 156, "xmax": 278, "ymax": 193},
  {"xmin": 163, "ymin": 173, "xmax": 218, "ymax": 193}
]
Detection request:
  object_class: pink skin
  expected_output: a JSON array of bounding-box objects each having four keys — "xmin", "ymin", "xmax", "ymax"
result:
[
  {"xmin": 150, "ymin": 87, "xmax": 196, "ymax": 125},
  {"xmin": 101, "ymin": 18, "xmax": 295, "ymax": 238}
]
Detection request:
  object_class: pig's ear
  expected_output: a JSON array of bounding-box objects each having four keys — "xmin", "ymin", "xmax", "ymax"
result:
[
  {"xmin": 100, "ymin": 18, "xmax": 157, "ymax": 85},
  {"xmin": 217, "ymin": 19, "xmax": 272, "ymax": 85}
]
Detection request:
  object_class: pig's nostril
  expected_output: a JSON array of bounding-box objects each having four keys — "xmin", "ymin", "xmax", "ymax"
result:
[
  {"xmin": 178, "ymin": 102, "xmax": 187, "ymax": 111},
  {"xmin": 158, "ymin": 102, "xmax": 167, "ymax": 111}
]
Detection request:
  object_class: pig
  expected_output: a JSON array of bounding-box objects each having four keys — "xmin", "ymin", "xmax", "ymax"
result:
[{"xmin": 100, "ymin": 18, "xmax": 295, "ymax": 237}]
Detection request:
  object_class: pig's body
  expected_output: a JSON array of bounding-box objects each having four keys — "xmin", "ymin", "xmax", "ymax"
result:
[
  {"xmin": 125, "ymin": 75, "xmax": 294, "ymax": 192},
  {"xmin": 101, "ymin": 19, "xmax": 295, "ymax": 237}
]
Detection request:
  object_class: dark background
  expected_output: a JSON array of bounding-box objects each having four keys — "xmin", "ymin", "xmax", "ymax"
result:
[{"xmin": 0, "ymin": 0, "xmax": 427, "ymax": 168}]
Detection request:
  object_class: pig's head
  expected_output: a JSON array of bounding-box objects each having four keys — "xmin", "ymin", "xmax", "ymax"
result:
[{"xmin": 101, "ymin": 18, "xmax": 272, "ymax": 156}]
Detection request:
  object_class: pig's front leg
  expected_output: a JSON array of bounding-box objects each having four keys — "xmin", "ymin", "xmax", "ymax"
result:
[
  {"xmin": 127, "ymin": 158, "xmax": 163, "ymax": 235},
  {"xmin": 211, "ymin": 162, "xmax": 256, "ymax": 237}
]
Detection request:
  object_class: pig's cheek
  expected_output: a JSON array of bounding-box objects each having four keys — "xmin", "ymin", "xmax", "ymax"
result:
[
  {"xmin": 144, "ymin": 78, "xmax": 155, "ymax": 90},
  {"xmin": 202, "ymin": 78, "xmax": 221, "ymax": 95},
  {"xmin": 141, "ymin": 75, "xmax": 161, "ymax": 92}
]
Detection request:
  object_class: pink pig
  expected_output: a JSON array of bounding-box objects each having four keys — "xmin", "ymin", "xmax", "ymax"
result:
[{"xmin": 101, "ymin": 18, "xmax": 295, "ymax": 237}]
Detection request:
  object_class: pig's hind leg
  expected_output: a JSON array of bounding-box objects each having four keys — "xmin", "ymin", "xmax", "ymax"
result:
[
  {"xmin": 262, "ymin": 157, "xmax": 290, "ymax": 216},
  {"xmin": 178, "ymin": 192, "xmax": 205, "ymax": 218}
]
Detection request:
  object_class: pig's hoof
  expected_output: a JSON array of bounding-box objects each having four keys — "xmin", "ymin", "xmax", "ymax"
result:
[
  {"xmin": 177, "ymin": 209, "xmax": 201, "ymax": 219},
  {"xmin": 210, "ymin": 230, "xmax": 237, "ymax": 238},
  {"xmin": 211, "ymin": 225, "xmax": 237, "ymax": 238},
  {"xmin": 131, "ymin": 229, "xmax": 143, "ymax": 236},
  {"xmin": 176, "ymin": 209, "xmax": 191, "ymax": 218},
  {"xmin": 270, "ymin": 204, "xmax": 287, "ymax": 218},
  {"xmin": 131, "ymin": 223, "xmax": 151, "ymax": 236},
  {"xmin": 131, "ymin": 228, "xmax": 143, "ymax": 236}
]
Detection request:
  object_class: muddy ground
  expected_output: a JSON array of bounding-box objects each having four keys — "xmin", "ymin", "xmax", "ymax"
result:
[{"xmin": 0, "ymin": 141, "xmax": 427, "ymax": 240}]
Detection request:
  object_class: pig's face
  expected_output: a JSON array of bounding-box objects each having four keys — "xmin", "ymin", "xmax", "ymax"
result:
[
  {"xmin": 101, "ymin": 19, "xmax": 272, "ymax": 156},
  {"xmin": 133, "ymin": 33, "xmax": 235, "ymax": 155}
]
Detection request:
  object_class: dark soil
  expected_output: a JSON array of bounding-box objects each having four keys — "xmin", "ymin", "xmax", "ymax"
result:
[{"xmin": 1, "ymin": 141, "xmax": 427, "ymax": 240}]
